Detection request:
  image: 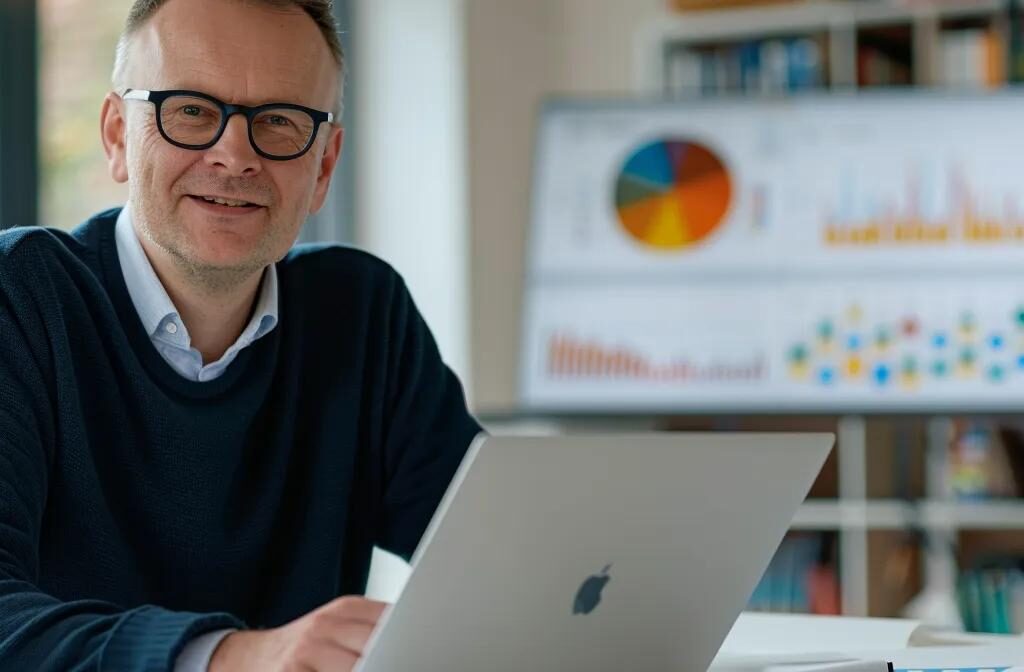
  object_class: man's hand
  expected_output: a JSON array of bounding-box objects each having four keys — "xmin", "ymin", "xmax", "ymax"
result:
[{"xmin": 209, "ymin": 596, "xmax": 389, "ymax": 672}]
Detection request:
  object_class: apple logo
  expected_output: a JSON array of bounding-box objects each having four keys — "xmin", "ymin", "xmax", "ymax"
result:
[{"xmin": 573, "ymin": 564, "xmax": 612, "ymax": 615}]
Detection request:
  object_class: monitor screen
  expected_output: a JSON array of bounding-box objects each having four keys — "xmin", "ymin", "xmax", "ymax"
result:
[{"xmin": 519, "ymin": 92, "xmax": 1024, "ymax": 413}]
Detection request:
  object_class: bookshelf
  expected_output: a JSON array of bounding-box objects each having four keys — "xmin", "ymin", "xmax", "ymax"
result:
[
  {"xmin": 637, "ymin": 0, "xmax": 1018, "ymax": 95},
  {"xmin": 619, "ymin": 0, "xmax": 1024, "ymax": 628}
]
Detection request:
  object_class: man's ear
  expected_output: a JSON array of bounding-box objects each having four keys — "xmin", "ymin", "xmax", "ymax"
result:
[
  {"xmin": 100, "ymin": 92, "xmax": 129, "ymax": 184},
  {"xmin": 309, "ymin": 125, "xmax": 345, "ymax": 215}
]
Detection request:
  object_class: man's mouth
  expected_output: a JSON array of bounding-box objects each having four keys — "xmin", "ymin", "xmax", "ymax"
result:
[{"xmin": 188, "ymin": 194, "xmax": 265, "ymax": 208}]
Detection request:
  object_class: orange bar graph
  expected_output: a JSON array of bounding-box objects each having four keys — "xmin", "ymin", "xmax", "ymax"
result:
[
  {"xmin": 546, "ymin": 334, "xmax": 765, "ymax": 383},
  {"xmin": 824, "ymin": 167, "xmax": 1024, "ymax": 248}
]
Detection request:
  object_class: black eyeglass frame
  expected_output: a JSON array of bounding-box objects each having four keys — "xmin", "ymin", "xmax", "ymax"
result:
[{"xmin": 121, "ymin": 88, "xmax": 335, "ymax": 161}]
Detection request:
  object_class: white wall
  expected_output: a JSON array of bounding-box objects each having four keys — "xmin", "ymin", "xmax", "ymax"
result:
[
  {"xmin": 465, "ymin": 0, "xmax": 561, "ymax": 414},
  {"xmin": 353, "ymin": 0, "xmax": 470, "ymax": 388},
  {"xmin": 467, "ymin": 0, "xmax": 668, "ymax": 413},
  {"xmin": 352, "ymin": 0, "xmax": 469, "ymax": 601}
]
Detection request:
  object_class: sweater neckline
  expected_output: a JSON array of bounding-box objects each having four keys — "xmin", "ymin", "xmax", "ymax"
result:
[{"xmin": 95, "ymin": 210, "xmax": 281, "ymax": 400}]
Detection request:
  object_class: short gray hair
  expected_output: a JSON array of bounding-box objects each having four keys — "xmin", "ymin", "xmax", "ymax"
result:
[{"xmin": 111, "ymin": 0, "xmax": 346, "ymax": 117}]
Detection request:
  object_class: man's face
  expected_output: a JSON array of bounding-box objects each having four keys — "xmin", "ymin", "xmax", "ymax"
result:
[{"xmin": 104, "ymin": 0, "xmax": 343, "ymax": 280}]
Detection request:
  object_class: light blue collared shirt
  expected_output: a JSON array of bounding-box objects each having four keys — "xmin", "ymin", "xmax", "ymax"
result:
[{"xmin": 114, "ymin": 204, "xmax": 279, "ymax": 382}]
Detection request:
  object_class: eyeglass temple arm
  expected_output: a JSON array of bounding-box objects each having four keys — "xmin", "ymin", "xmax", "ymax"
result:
[
  {"xmin": 121, "ymin": 88, "xmax": 334, "ymax": 125},
  {"xmin": 121, "ymin": 89, "xmax": 151, "ymax": 101}
]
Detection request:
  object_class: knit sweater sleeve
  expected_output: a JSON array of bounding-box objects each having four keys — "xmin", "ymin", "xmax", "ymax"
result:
[
  {"xmin": 0, "ymin": 241, "xmax": 243, "ymax": 672},
  {"xmin": 375, "ymin": 274, "xmax": 484, "ymax": 562}
]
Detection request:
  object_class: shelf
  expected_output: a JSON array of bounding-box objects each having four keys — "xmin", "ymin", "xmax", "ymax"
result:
[
  {"xmin": 672, "ymin": 0, "xmax": 798, "ymax": 11},
  {"xmin": 660, "ymin": 0, "xmax": 1008, "ymax": 41},
  {"xmin": 920, "ymin": 500, "xmax": 1024, "ymax": 530},
  {"xmin": 793, "ymin": 499, "xmax": 1024, "ymax": 530},
  {"xmin": 793, "ymin": 499, "xmax": 915, "ymax": 530},
  {"xmin": 652, "ymin": 2, "xmax": 847, "ymax": 44}
]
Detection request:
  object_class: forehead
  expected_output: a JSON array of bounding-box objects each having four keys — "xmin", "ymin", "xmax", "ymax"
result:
[{"xmin": 133, "ymin": 0, "xmax": 337, "ymax": 109}]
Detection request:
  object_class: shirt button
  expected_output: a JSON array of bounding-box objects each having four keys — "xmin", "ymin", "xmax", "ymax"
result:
[{"xmin": 165, "ymin": 322, "xmax": 178, "ymax": 335}]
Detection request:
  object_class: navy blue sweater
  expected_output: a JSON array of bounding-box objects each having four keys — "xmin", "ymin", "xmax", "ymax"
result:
[{"xmin": 0, "ymin": 210, "xmax": 482, "ymax": 671}]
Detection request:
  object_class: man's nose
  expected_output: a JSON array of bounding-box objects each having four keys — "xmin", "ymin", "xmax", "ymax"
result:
[{"xmin": 203, "ymin": 114, "xmax": 261, "ymax": 176}]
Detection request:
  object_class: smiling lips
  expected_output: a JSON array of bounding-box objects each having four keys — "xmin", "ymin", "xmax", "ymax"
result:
[
  {"xmin": 186, "ymin": 194, "xmax": 266, "ymax": 215},
  {"xmin": 191, "ymin": 194, "xmax": 264, "ymax": 208}
]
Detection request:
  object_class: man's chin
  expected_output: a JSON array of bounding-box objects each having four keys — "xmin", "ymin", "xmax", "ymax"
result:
[
  {"xmin": 187, "ymin": 254, "xmax": 266, "ymax": 275},
  {"xmin": 178, "ymin": 231, "xmax": 270, "ymax": 272},
  {"xmin": 169, "ymin": 244, "xmax": 268, "ymax": 284}
]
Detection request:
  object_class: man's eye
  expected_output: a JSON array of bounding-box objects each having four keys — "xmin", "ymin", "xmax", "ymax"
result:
[
  {"xmin": 267, "ymin": 116, "xmax": 290, "ymax": 126},
  {"xmin": 183, "ymin": 106, "xmax": 202, "ymax": 116}
]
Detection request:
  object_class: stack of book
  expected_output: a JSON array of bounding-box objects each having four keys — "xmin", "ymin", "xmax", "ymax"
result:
[
  {"xmin": 748, "ymin": 533, "xmax": 840, "ymax": 615},
  {"xmin": 666, "ymin": 38, "xmax": 824, "ymax": 96},
  {"xmin": 857, "ymin": 43, "xmax": 912, "ymax": 87},
  {"xmin": 959, "ymin": 567, "xmax": 1024, "ymax": 634},
  {"xmin": 939, "ymin": 28, "xmax": 1005, "ymax": 89}
]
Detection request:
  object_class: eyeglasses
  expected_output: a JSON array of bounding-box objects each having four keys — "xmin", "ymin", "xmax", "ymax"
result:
[{"xmin": 121, "ymin": 89, "xmax": 334, "ymax": 161}]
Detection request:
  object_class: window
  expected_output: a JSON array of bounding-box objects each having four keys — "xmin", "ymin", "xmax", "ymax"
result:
[{"xmin": 38, "ymin": 0, "xmax": 132, "ymax": 229}]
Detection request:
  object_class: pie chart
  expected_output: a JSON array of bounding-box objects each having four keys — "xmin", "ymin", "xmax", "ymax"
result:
[{"xmin": 614, "ymin": 139, "xmax": 732, "ymax": 250}]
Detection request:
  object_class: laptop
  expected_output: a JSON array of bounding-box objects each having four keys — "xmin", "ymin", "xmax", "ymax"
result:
[{"xmin": 356, "ymin": 432, "xmax": 834, "ymax": 672}]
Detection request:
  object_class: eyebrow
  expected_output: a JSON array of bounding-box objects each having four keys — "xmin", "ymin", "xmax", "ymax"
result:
[
  {"xmin": 166, "ymin": 85, "xmax": 314, "ymax": 107},
  {"xmin": 159, "ymin": 67, "xmax": 314, "ymax": 106}
]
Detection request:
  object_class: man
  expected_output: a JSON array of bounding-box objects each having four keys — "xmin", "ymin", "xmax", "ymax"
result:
[{"xmin": 0, "ymin": 0, "xmax": 481, "ymax": 670}]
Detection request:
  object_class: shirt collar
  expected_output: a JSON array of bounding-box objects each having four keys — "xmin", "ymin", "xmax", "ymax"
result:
[{"xmin": 114, "ymin": 203, "xmax": 279, "ymax": 348}]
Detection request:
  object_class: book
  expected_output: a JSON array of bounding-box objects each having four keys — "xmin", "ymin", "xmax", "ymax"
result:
[
  {"xmin": 939, "ymin": 28, "xmax": 1005, "ymax": 89},
  {"xmin": 666, "ymin": 37, "xmax": 825, "ymax": 96},
  {"xmin": 958, "ymin": 568, "xmax": 1024, "ymax": 634},
  {"xmin": 711, "ymin": 613, "xmax": 1024, "ymax": 671},
  {"xmin": 716, "ymin": 613, "xmax": 1022, "ymax": 661},
  {"xmin": 748, "ymin": 534, "xmax": 839, "ymax": 615}
]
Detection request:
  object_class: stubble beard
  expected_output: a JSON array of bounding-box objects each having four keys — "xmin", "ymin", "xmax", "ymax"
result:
[{"xmin": 133, "ymin": 192, "xmax": 276, "ymax": 296}]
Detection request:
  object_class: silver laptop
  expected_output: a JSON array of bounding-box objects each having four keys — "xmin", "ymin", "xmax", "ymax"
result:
[{"xmin": 356, "ymin": 432, "xmax": 834, "ymax": 672}]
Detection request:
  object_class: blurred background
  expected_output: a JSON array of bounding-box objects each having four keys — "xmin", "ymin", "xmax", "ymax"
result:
[{"xmin": 5, "ymin": 0, "xmax": 1024, "ymax": 633}]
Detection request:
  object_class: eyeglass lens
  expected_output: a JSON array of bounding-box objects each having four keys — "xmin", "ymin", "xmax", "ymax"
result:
[{"xmin": 159, "ymin": 94, "xmax": 316, "ymax": 157}]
